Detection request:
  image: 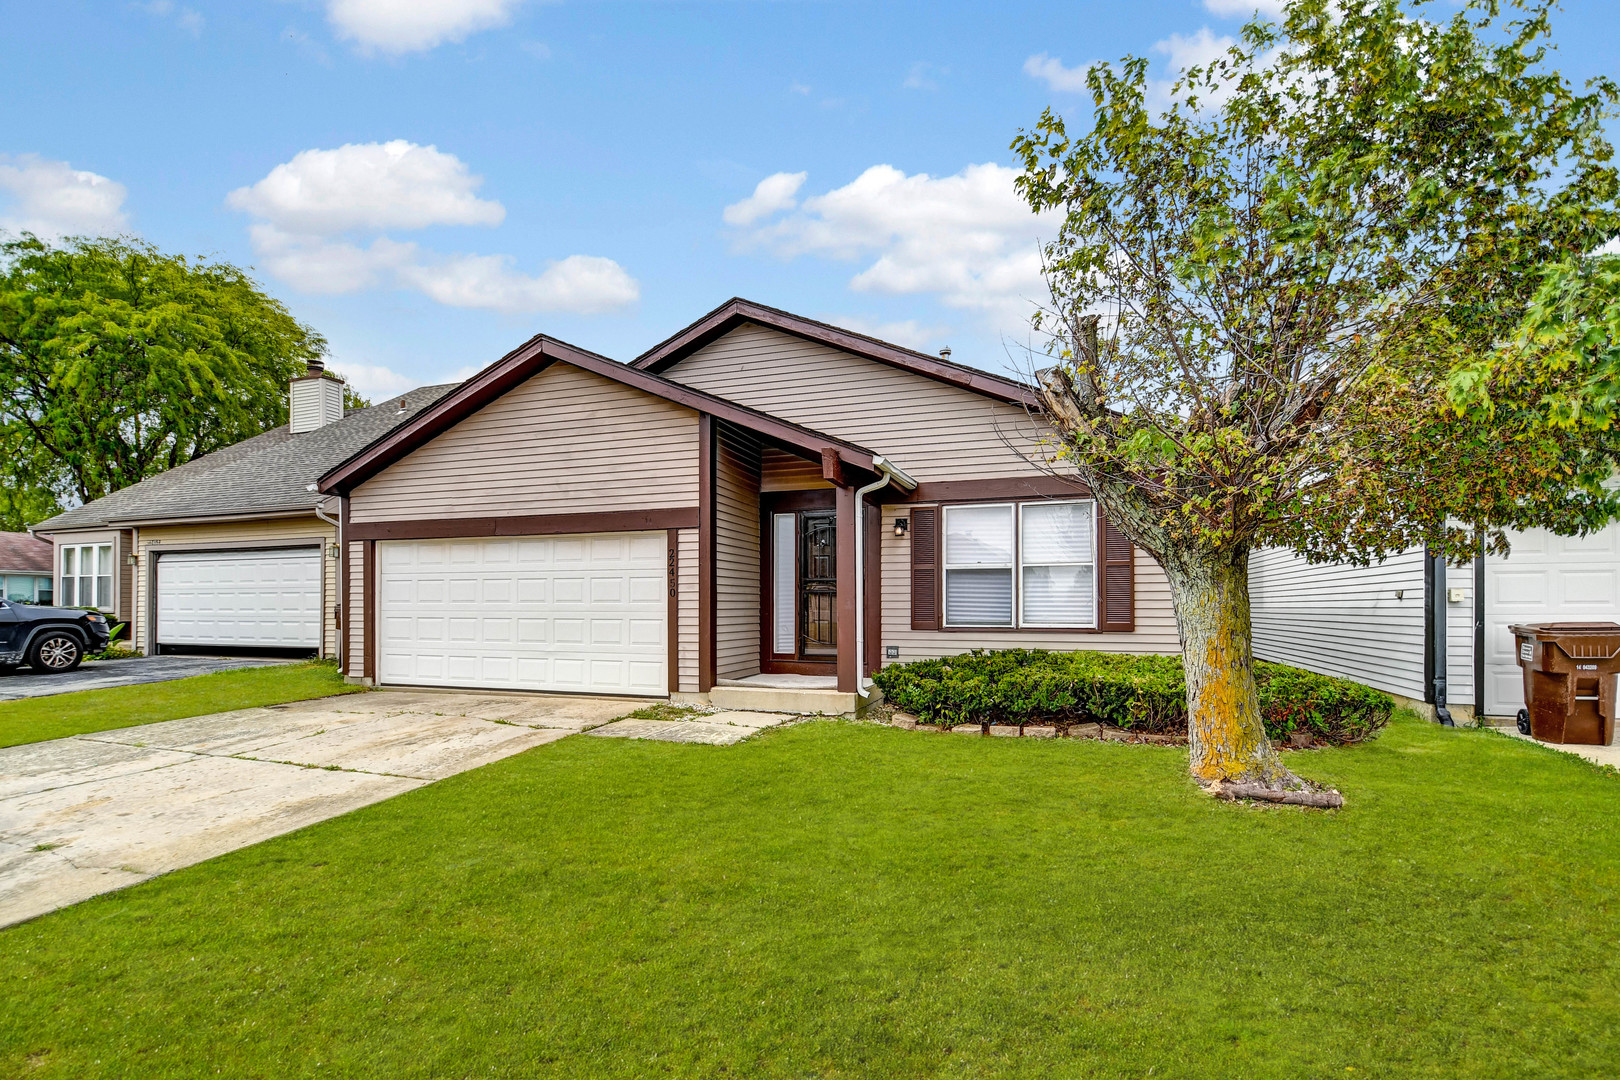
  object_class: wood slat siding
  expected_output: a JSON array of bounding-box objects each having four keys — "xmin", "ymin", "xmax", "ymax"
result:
[
  {"xmin": 678, "ymin": 528, "xmax": 699, "ymax": 692},
  {"xmin": 715, "ymin": 423, "xmax": 763, "ymax": 680},
  {"xmin": 134, "ymin": 517, "xmax": 338, "ymax": 658},
  {"xmin": 760, "ymin": 448, "xmax": 832, "ymax": 491},
  {"xmin": 348, "ymin": 540, "xmax": 365, "ymax": 678},
  {"xmin": 1248, "ymin": 546, "xmax": 1428, "ymax": 700},
  {"xmin": 661, "ymin": 323, "xmax": 1054, "ymax": 482},
  {"xmin": 350, "ymin": 362, "xmax": 700, "ymax": 523},
  {"xmin": 878, "ymin": 505, "xmax": 1179, "ymax": 661}
]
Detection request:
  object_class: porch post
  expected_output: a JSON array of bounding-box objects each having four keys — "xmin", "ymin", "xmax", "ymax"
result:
[
  {"xmin": 698, "ymin": 414, "xmax": 715, "ymax": 693},
  {"xmin": 835, "ymin": 483, "xmax": 858, "ymax": 693}
]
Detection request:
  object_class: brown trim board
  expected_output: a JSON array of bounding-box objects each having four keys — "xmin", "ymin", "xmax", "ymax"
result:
[
  {"xmin": 835, "ymin": 484, "xmax": 858, "ymax": 694},
  {"xmin": 346, "ymin": 508, "xmax": 699, "ymax": 541},
  {"xmin": 340, "ymin": 496, "xmax": 351, "ymax": 674},
  {"xmin": 698, "ymin": 415, "xmax": 716, "ymax": 692},
  {"xmin": 890, "ymin": 476, "xmax": 1092, "ymax": 504},
  {"xmin": 630, "ymin": 297, "xmax": 1040, "ymax": 408},
  {"xmin": 319, "ymin": 334, "xmax": 879, "ymax": 495}
]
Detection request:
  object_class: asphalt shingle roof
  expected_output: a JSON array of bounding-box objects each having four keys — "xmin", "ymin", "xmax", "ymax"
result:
[{"xmin": 33, "ymin": 384, "xmax": 458, "ymax": 532}]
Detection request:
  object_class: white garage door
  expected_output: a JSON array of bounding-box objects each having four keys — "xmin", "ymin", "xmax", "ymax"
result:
[
  {"xmin": 376, "ymin": 532, "xmax": 667, "ymax": 696},
  {"xmin": 156, "ymin": 548, "xmax": 323, "ymax": 649},
  {"xmin": 1484, "ymin": 525, "xmax": 1620, "ymax": 715}
]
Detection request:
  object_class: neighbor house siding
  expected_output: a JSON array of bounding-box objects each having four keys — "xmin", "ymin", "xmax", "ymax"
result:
[
  {"xmin": 714, "ymin": 424, "xmax": 763, "ymax": 680},
  {"xmin": 350, "ymin": 362, "xmax": 701, "ymax": 523},
  {"xmin": 660, "ymin": 323, "xmax": 1053, "ymax": 482},
  {"xmin": 677, "ymin": 527, "xmax": 699, "ymax": 692},
  {"xmin": 1248, "ymin": 546, "xmax": 1428, "ymax": 702},
  {"xmin": 134, "ymin": 515, "xmax": 337, "ymax": 658},
  {"xmin": 877, "ymin": 504, "xmax": 1180, "ymax": 662},
  {"xmin": 348, "ymin": 540, "xmax": 365, "ymax": 679}
]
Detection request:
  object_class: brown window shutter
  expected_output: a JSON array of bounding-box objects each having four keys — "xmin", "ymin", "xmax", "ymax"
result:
[
  {"xmin": 910, "ymin": 506, "xmax": 940, "ymax": 630},
  {"xmin": 1099, "ymin": 511, "xmax": 1135, "ymax": 632}
]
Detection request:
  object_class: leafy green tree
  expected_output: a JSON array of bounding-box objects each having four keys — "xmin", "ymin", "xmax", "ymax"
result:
[
  {"xmin": 1012, "ymin": 0, "xmax": 1620, "ymax": 796},
  {"xmin": 0, "ymin": 233, "xmax": 328, "ymax": 511}
]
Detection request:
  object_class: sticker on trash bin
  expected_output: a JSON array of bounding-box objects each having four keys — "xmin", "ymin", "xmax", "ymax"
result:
[{"xmin": 1520, "ymin": 642, "xmax": 1534, "ymax": 662}]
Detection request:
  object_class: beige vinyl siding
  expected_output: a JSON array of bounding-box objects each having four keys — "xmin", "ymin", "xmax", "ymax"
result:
[
  {"xmin": 661, "ymin": 323, "xmax": 1054, "ymax": 482},
  {"xmin": 761, "ymin": 448, "xmax": 831, "ymax": 492},
  {"xmin": 878, "ymin": 504, "xmax": 1180, "ymax": 662},
  {"xmin": 715, "ymin": 424, "xmax": 762, "ymax": 680},
  {"xmin": 678, "ymin": 528, "xmax": 699, "ymax": 692},
  {"xmin": 117, "ymin": 530, "xmax": 133, "ymax": 625},
  {"xmin": 348, "ymin": 540, "xmax": 365, "ymax": 679},
  {"xmin": 1248, "ymin": 546, "xmax": 1428, "ymax": 701},
  {"xmin": 134, "ymin": 516, "xmax": 338, "ymax": 657},
  {"xmin": 351, "ymin": 362, "xmax": 700, "ymax": 523}
]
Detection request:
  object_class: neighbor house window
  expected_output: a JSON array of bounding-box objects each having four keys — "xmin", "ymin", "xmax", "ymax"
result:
[
  {"xmin": 61, "ymin": 544, "xmax": 113, "ymax": 609},
  {"xmin": 4, "ymin": 576, "xmax": 54, "ymax": 603},
  {"xmin": 942, "ymin": 500, "xmax": 1095, "ymax": 629}
]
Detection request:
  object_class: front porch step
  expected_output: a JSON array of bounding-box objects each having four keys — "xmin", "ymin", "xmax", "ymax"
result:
[{"xmin": 704, "ymin": 684, "xmax": 881, "ymax": 716}]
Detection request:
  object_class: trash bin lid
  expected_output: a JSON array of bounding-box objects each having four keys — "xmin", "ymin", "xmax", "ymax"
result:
[{"xmin": 1509, "ymin": 621, "xmax": 1620, "ymax": 639}]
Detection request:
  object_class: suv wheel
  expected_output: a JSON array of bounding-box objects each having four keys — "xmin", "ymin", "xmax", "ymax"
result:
[{"xmin": 28, "ymin": 632, "xmax": 84, "ymax": 674}]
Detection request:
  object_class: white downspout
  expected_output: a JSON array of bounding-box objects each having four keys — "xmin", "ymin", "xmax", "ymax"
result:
[
  {"xmin": 312, "ymin": 492, "xmax": 342, "ymax": 669},
  {"xmin": 854, "ymin": 455, "xmax": 917, "ymax": 699}
]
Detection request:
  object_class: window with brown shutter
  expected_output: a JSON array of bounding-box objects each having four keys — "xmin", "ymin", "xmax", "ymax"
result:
[
  {"xmin": 1099, "ymin": 513, "xmax": 1135, "ymax": 632},
  {"xmin": 910, "ymin": 506, "xmax": 940, "ymax": 629}
]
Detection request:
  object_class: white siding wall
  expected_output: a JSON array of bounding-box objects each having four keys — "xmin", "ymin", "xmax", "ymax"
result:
[
  {"xmin": 661, "ymin": 323, "xmax": 1055, "ymax": 483},
  {"xmin": 715, "ymin": 425, "xmax": 762, "ymax": 680},
  {"xmin": 1248, "ymin": 547, "xmax": 1429, "ymax": 701},
  {"xmin": 351, "ymin": 362, "xmax": 700, "ymax": 522},
  {"xmin": 1444, "ymin": 562, "xmax": 1475, "ymax": 710},
  {"xmin": 878, "ymin": 504, "xmax": 1180, "ymax": 662},
  {"xmin": 677, "ymin": 528, "xmax": 699, "ymax": 692}
]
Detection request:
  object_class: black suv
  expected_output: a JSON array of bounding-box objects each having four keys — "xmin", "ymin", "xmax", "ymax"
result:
[{"xmin": 0, "ymin": 599, "xmax": 112, "ymax": 674}]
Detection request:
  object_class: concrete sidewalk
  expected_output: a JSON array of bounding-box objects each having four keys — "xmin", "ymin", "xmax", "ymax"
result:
[{"xmin": 0, "ymin": 690, "xmax": 637, "ymax": 928}]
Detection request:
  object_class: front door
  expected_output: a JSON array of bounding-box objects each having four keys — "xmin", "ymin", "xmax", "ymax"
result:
[{"xmin": 764, "ymin": 497, "xmax": 838, "ymax": 674}]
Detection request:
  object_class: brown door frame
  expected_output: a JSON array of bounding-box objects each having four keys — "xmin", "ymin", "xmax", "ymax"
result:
[{"xmin": 759, "ymin": 489, "xmax": 839, "ymax": 676}]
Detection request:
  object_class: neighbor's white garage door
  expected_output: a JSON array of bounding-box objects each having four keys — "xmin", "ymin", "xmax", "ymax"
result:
[
  {"xmin": 156, "ymin": 548, "xmax": 323, "ymax": 649},
  {"xmin": 376, "ymin": 532, "xmax": 667, "ymax": 695},
  {"xmin": 1484, "ymin": 525, "xmax": 1620, "ymax": 716}
]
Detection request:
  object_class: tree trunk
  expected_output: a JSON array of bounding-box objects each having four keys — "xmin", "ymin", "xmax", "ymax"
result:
[{"xmin": 1161, "ymin": 546, "xmax": 1291, "ymax": 787}]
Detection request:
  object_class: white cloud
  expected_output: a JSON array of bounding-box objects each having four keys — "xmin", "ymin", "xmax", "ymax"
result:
[
  {"xmin": 136, "ymin": 1, "xmax": 204, "ymax": 35},
  {"xmin": 226, "ymin": 140, "xmax": 504, "ymax": 234},
  {"xmin": 1203, "ymin": 0, "xmax": 1287, "ymax": 17},
  {"xmin": 731, "ymin": 163, "xmax": 1061, "ymax": 334},
  {"xmin": 903, "ymin": 62, "xmax": 945, "ymax": 91},
  {"xmin": 330, "ymin": 360, "xmax": 417, "ymax": 399},
  {"xmin": 1023, "ymin": 53, "xmax": 1091, "ymax": 94},
  {"xmin": 822, "ymin": 315, "xmax": 945, "ymax": 352},
  {"xmin": 326, "ymin": 0, "xmax": 523, "ymax": 54},
  {"xmin": 399, "ymin": 253, "xmax": 639, "ymax": 314},
  {"xmin": 1155, "ymin": 28, "xmax": 1239, "ymax": 79},
  {"xmin": 0, "ymin": 154, "xmax": 129, "ymax": 239},
  {"xmin": 230, "ymin": 141, "xmax": 638, "ymax": 315},
  {"xmin": 1597, "ymin": 236, "xmax": 1620, "ymax": 257},
  {"xmin": 722, "ymin": 172, "xmax": 806, "ymax": 227}
]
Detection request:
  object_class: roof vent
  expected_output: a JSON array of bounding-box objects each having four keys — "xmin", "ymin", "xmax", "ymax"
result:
[
  {"xmin": 290, "ymin": 359, "xmax": 345, "ymax": 434},
  {"xmin": 939, "ymin": 346, "xmax": 952, "ymax": 359}
]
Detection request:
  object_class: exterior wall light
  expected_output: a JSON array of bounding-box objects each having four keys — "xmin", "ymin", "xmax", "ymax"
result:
[{"xmin": 893, "ymin": 517, "xmax": 909, "ymax": 538}]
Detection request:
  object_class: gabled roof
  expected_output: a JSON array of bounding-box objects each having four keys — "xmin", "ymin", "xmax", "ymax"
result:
[
  {"xmin": 319, "ymin": 334, "xmax": 881, "ymax": 495},
  {"xmin": 630, "ymin": 297, "xmax": 1041, "ymax": 408},
  {"xmin": 0, "ymin": 532, "xmax": 53, "ymax": 573},
  {"xmin": 33, "ymin": 384, "xmax": 458, "ymax": 533}
]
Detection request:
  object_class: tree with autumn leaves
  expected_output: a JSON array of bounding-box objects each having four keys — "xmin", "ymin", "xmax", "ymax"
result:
[{"xmin": 1013, "ymin": 0, "xmax": 1620, "ymax": 800}]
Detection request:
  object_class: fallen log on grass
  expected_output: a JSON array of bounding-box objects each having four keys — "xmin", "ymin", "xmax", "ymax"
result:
[{"xmin": 1206, "ymin": 781, "xmax": 1345, "ymax": 809}]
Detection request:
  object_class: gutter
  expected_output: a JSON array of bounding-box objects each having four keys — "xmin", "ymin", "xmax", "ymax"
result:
[
  {"xmin": 854, "ymin": 456, "xmax": 917, "ymax": 699},
  {"xmin": 311, "ymin": 489, "xmax": 342, "ymax": 669}
]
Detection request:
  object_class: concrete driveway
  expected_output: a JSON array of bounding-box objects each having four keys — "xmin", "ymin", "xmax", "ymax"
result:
[
  {"xmin": 0, "ymin": 655, "xmax": 288, "ymax": 701},
  {"xmin": 0, "ymin": 690, "xmax": 638, "ymax": 928}
]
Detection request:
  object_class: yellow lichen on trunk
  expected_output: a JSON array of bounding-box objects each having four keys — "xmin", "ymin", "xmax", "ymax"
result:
[{"xmin": 1165, "ymin": 548, "xmax": 1288, "ymax": 786}]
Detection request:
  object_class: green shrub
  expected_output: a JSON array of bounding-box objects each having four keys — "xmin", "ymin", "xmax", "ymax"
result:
[{"xmin": 872, "ymin": 650, "xmax": 1392, "ymax": 744}]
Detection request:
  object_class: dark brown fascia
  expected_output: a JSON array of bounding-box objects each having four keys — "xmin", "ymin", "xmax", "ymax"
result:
[
  {"xmin": 629, "ymin": 297, "xmax": 1041, "ymax": 408},
  {"xmin": 317, "ymin": 334, "xmax": 880, "ymax": 495}
]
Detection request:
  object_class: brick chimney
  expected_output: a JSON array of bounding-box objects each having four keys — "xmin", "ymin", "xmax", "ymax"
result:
[{"xmin": 289, "ymin": 358, "xmax": 346, "ymax": 434}]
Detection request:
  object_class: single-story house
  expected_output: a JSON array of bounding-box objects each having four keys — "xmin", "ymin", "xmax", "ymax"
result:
[
  {"xmin": 1249, "ymin": 526, "xmax": 1620, "ymax": 726},
  {"xmin": 28, "ymin": 299, "xmax": 1182, "ymax": 711},
  {"xmin": 0, "ymin": 532, "xmax": 55, "ymax": 605},
  {"xmin": 31, "ymin": 363, "xmax": 454, "ymax": 656}
]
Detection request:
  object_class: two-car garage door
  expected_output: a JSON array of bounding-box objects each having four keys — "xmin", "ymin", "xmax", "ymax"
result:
[{"xmin": 376, "ymin": 532, "xmax": 668, "ymax": 696}]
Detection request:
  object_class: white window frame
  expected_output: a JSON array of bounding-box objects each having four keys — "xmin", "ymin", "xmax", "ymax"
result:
[
  {"xmin": 941, "ymin": 499, "xmax": 1097, "ymax": 630},
  {"xmin": 61, "ymin": 543, "xmax": 114, "ymax": 610}
]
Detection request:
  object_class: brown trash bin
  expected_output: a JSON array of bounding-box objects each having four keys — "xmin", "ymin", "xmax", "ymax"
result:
[{"xmin": 1509, "ymin": 622, "xmax": 1620, "ymax": 745}]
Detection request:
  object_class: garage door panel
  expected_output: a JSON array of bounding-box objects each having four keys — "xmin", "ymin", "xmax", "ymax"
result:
[
  {"xmin": 377, "ymin": 532, "xmax": 666, "ymax": 695},
  {"xmin": 157, "ymin": 548, "xmax": 322, "ymax": 649}
]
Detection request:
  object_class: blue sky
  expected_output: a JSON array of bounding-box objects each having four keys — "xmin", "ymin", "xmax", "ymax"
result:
[{"xmin": 4, "ymin": 0, "xmax": 1617, "ymax": 399}]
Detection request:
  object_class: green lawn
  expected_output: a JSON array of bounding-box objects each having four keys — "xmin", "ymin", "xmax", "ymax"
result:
[
  {"xmin": 0, "ymin": 661, "xmax": 365, "ymax": 748},
  {"xmin": 3, "ymin": 713, "xmax": 1616, "ymax": 1078}
]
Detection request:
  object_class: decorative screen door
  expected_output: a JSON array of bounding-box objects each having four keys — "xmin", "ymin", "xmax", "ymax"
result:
[{"xmin": 767, "ymin": 505, "xmax": 837, "ymax": 669}]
